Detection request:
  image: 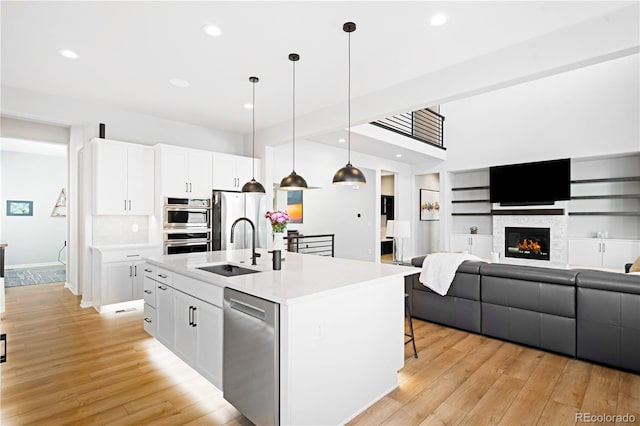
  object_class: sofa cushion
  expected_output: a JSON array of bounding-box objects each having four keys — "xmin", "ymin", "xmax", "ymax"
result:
[
  {"xmin": 480, "ymin": 263, "xmax": 578, "ymax": 286},
  {"xmin": 575, "ymin": 269, "xmax": 640, "ymax": 294},
  {"xmin": 411, "ymin": 256, "xmax": 426, "ymax": 267}
]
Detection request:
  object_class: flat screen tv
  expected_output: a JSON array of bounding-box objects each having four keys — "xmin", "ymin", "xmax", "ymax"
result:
[{"xmin": 490, "ymin": 158, "xmax": 571, "ymax": 206}]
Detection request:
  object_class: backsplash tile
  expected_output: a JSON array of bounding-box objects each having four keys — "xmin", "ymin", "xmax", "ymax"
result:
[{"xmin": 93, "ymin": 216, "xmax": 149, "ymax": 245}]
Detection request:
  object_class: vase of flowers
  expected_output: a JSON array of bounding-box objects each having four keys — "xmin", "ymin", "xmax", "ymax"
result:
[{"xmin": 265, "ymin": 210, "xmax": 289, "ymax": 260}]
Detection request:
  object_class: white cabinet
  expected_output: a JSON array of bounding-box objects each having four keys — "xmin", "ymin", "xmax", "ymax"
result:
[
  {"xmin": 144, "ymin": 267, "xmax": 224, "ymax": 389},
  {"xmin": 569, "ymin": 238, "xmax": 640, "ymax": 270},
  {"xmin": 212, "ymin": 153, "xmax": 255, "ymax": 191},
  {"xmin": 92, "ymin": 139, "xmax": 154, "ymax": 215},
  {"xmin": 155, "ymin": 281, "xmax": 175, "ymax": 349},
  {"xmin": 102, "ymin": 260, "xmax": 145, "ymax": 305},
  {"xmin": 450, "ymin": 234, "xmax": 493, "ymax": 259},
  {"xmin": 91, "ymin": 246, "xmax": 161, "ymax": 310},
  {"xmin": 172, "ymin": 290, "xmax": 223, "ymax": 387},
  {"xmin": 158, "ymin": 145, "xmax": 212, "ymax": 198}
]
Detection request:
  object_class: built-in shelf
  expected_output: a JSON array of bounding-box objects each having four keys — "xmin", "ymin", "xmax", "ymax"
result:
[
  {"xmin": 571, "ymin": 176, "xmax": 640, "ymax": 184},
  {"xmin": 451, "ymin": 186, "xmax": 490, "ymax": 191},
  {"xmin": 568, "ymin": 212, "xmax": 640, "ymax": 216},
  {"xmin": 451, "ymin": 199, "xmax": 491, "ymax": 204},
  {"xmin": 451, "ymin": 213, "xmax": 492, "ymax": 216},
  {"xmin": 491, "ymin": 209, "xmax": 565, "ymax": 216},
  {"xmin": 571, "ymin": 194, "xmax": 640, "ymax": 200}
]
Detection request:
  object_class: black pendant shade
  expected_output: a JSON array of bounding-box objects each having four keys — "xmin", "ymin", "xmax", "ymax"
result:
[
  {"xmin": 280, "ymin": 53, "xmax": 308, "ymax": 191},
  {"xmin": 242, "ymin": 76, "xmax": 266, "ymax": 194},
  {"xmin": 333, "ymin": 21, "xmax": 366, "ymax": 186},
  {"xmin": 242, "ymin": 178, "xmax": 266, "ymax": 193},
  {"xmin": 332, "ymin": 162, "xmax": 367, "ymax": 185}
]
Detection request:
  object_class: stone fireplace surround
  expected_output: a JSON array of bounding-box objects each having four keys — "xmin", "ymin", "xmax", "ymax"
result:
[{"xmin": 492, "ymin": 207, "xmax": 568, "ymax": 269}]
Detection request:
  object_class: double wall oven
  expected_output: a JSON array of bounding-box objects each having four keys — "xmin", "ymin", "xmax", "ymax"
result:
[{"xmin": 164, "ymin": 197, "xmax": 212, "ymax": 255}]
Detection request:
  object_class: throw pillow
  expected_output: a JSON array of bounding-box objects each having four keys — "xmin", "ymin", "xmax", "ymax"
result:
[{"xmin": 631, "ymin": 256, "xmax": 640, "ymax": 273}]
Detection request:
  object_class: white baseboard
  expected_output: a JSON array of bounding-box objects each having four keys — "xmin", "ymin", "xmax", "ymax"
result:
[
  {"xmin": 6, "ymin": 261, "xmax": 65, "ymax": 270},
  {"xmin": 80, "ymin": 299, "xmax": 93, "ymax": 308},
  {"xmin": 64, "ymin": 282, "xmax": 79, "ymax": 295}
]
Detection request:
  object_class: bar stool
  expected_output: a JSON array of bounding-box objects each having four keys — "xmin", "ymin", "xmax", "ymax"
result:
[{"xmin": 405, "ymin": 293, "xmax": 418, "ymax": 358}]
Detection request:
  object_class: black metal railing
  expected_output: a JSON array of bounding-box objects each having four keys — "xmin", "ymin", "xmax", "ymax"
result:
[
  {"xmin": 285, "ymin": 234, "xmax": 335, "ymax": 257},
  {"xmin": 371, "ymin": 107, "xmax": 445, "ymax": 149}
]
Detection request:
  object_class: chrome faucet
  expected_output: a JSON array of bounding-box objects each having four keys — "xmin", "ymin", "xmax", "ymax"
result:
[{"xmin": 230, "ymin": 217, "xmax": 260, "ymax": 265}]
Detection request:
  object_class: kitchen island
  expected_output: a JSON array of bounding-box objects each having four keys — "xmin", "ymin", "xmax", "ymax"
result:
[{"xmin": 143, "ymin": 248, "xmax": 415, "ymax": 426}]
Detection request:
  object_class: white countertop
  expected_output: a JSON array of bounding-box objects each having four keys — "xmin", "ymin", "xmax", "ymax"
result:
[{"xmin": 144, "ymin": 249, "xmax": 416, "ymax": 305}]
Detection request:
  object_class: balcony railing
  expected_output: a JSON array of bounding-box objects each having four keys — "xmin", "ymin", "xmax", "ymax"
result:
[
  {"xmin": 371, "ymin": 107, "xmax": 445, "ymax": 149},
  {"xmin": 285, "ymin": 234, "xmax": 335, "ymax": 257}
]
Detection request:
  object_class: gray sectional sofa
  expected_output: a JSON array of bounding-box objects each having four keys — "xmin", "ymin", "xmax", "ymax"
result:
[{"xmin": 407, "ymin": 256, "xmax": 640, "ymax": 373}]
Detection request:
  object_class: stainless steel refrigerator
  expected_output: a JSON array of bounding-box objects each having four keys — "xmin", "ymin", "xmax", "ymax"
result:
[{"xmin": 212, "ymin": 191, "xmax": 267, "ymax": 251}]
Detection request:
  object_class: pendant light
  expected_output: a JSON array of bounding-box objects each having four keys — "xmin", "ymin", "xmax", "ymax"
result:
[
  {"xmin": 333, "ymin": 22, "xmax": 366, "ymax": 186},
  {"xmin": 241, "ymin": 76, "xmax": 266, "ymax": 193},
  {"xmin": 279, "ymin": 53, "xmax": 308, "ymax": 190}
]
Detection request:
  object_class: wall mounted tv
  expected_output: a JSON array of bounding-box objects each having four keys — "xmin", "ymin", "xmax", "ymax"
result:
[{"xmin": 490, "ymin": 158, "xmax": 571, "ymax": 206}]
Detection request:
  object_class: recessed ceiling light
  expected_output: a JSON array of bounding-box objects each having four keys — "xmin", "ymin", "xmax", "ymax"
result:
[
  {"xmin": 395, "ymin": 154, "xmax": 403, "ymax": 158},
  {"xmin": 429, "ymin": 13, "xmax": 448, "ymax": 27},
  {"xmin": 202, "ymin": 24, "xmax": 222, "ymax": 37},
  {"xmin": 59, "ymin": 49, "xmax": 78, "ymax": 59},
  {"xmin": 244, "ymin": 103, "xmax": 253, "ymax": 110},
  {"xmin": 338, "ymin": 138, "xmax": 346, "ymax": 143},
  {"xmin": 169, "ymin": 78, "xmax": 190, "ymax": 88}
]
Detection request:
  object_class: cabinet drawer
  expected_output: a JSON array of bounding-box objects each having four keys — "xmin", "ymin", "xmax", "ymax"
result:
[
  {"xmin": 101, "ymin": 247, "xmax": 160, "ymax": 263},
  {"xmin": 145, "ymin": 265, "xmax": 173, "ymax": 285},
  {"xmin": 143, "ymin": 276, "xmax": 157, "ymax": 307},
  {"xmin": 174, "ymin": 273, "xmax": 223, "ymax": 307},
  {"xmin": 143, "ymin": 304, "xmax": 156, "ymax": 336}
]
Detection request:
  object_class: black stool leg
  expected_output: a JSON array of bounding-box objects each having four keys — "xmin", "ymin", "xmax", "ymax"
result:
[{"xmin": 404, "ymin": 293, "xmax": 418, "ymax": 358}]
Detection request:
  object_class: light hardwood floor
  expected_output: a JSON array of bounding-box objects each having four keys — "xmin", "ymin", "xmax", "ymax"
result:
[{"xmin": 1, "ymin": 282, "xmax": 638, "ymax": 425}]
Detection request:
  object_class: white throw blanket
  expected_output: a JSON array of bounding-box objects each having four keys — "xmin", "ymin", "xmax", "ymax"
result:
[{"xmin": 419, "ymin": 252, "xmax": 483, "ymax": 296}]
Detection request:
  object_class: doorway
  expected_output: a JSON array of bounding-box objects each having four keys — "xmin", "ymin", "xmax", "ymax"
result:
[
  {"xmin": 1, "ymin": 132, "xmax": 69, "ymax": 288},
  {"xmin": 380, "ymin": 171, "xmax": 395, "ymax": 263}
]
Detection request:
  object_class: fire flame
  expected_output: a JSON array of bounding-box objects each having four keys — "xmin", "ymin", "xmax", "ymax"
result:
[{"xmin": 517, "ymin": 238, "xmax": 542, "ymax": 253}]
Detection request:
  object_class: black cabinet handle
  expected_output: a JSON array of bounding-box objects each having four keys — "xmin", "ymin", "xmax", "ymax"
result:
[
  {"xmin": 144, "ymin": 290, "xmax": 152, "ymax": 294},
  {"xmin": 144, "ymin": 268, "xmax": 152, "ymax": 273},
  {"xmin": 129, "ymin": 266, "xmax": 133, "ymax": 277},
  {"xmin": 158, "ymin": 286, "xmax": 167, "ymax": 291},
  {"xmin": 192, "ymin": 307, "xmax": 197, "ymax": 327},
  {"xmin": 1, "ymin": 333, "xmax": 6, "ymax": 363},
  {"xmin": 188, "ymin": 306, "xmax": 193, "ymax": 326},
  {"xmin": 134, "ymin": 265, "xmax": 137, "ymax": 276},
  {"xmin": 158, "ymin": 274, "xmax": 168, "ymax": 279},
  {"xmin": 144, "ymin": 318, "xmax": 152, "ymax": 323}
]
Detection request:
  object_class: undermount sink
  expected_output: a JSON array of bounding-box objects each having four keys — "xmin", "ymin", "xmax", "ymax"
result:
[{"xmin": 197, "ymin": 264, "xmax": 262, "ymax": 277}]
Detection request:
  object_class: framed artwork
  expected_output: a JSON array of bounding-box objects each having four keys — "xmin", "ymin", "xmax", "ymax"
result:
[
  {"xmin": 420, "ymin": 189, "xmax": 440, "ymax": 221},
  {"xmin": 7, "ymin": 200, "xmax": 33, "ymax": 216},
  {"xmin": 287, "ymin": 190, "xmax": 303, "ymax": 223}
]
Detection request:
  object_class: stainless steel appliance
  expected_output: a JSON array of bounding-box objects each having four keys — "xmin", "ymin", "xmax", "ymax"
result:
[
  {"xmin": 164, "ymin": 197, "xmax": 211, "ymax": 229},
  {"xmin": 212, "ymin": 191, "xmax": 267, "ymax": 251},
  {"xmin": 163, "ymin": 230, "xmax": 211, "ymax": 255},
  {"xmin": 163, "ymin": 197, "xmax": 212, "ymax": 254},
  {"xmin": 223, "ymin": 288, "xmax": 279, "ymax": 426}
]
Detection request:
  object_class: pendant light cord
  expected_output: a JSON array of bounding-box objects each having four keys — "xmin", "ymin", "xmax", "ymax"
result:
[
  {"xmin": 252, "ymin": 79, "xmax": 256, "ymax": 179},
  {"xmin": 292, "ymin": 58, "xmax": 296, "ymax": 172},
  {"xmin": 348, "ymin": 29, "xmax": 351, "ymax": 165}
]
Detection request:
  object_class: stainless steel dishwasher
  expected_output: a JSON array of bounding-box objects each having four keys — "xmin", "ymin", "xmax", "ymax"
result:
[{"xmin": 223, "ymin": 288, "xmax": 280, "ymax": 426}]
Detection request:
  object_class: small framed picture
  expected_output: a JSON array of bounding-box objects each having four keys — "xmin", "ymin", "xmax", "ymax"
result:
[
  {"xmin": 7, "ymin": 200, "xmax": 33, "ymax": 216},
  {"xmin": 420, "ymin": 189, "xmax": 440, "ymax": 221}
]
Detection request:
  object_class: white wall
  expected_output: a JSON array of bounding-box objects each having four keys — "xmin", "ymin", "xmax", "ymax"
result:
[
  {"xmin": 269, "ymin": 139, "xmax": 413, "ymax": 262},
  {"xmin": 440, "ymin": 54, "xmax": 639, "ymax": 172},
  {"xmin": 414, "ymin": 174, "xmax": 440, "ymax": 255},
  {"xmin": 1, "ymin": 86, "xmax": 245, "ymax": 153},
  {"xmin": 1, "ymin": 150, "xmax": 67, "ymax": 267}
]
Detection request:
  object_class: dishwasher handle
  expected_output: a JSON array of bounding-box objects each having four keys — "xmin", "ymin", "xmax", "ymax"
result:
[{"xmin": 229, "ymin": 298, "xmax": 266, "ymax": 322}]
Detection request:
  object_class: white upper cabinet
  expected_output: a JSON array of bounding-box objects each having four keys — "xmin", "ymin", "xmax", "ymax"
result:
[
  {"xmin": 92, "ymin": 139, "xmax": 154, "ymax": 215},
  {"xmin": 212, "ymin": 153, "xmax": 256, "ymax": 191},
  {"xmin": 158, "ymin": 145, "xmax": 212, "ymax": 198}
]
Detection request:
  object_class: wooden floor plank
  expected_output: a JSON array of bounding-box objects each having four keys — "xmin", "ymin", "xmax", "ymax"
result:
[{"xmin": 2, "ymin": 282, "xmax": 639, "ymax": 426}]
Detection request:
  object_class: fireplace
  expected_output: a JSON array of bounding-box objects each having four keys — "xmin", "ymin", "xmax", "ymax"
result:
[{"xmin": 505, "ymin": 227, "xmax": 550, "ymax": 261}]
